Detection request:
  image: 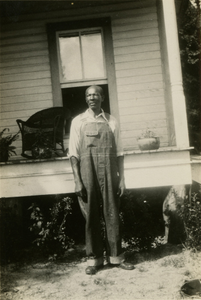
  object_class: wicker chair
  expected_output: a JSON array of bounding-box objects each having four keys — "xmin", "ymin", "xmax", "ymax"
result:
[{"xmin": 16, "ymin": 107, "xmax": 66, "ymax": 158}]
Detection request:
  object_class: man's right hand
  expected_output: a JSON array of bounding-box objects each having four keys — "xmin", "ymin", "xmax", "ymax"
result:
[
  {"xmin": 70, "ymin": 156, "xmax": 87, "ymax": 202},
  {"xmin": 75, "ymin": 181, "xmax": 87, "ymax": 202}
]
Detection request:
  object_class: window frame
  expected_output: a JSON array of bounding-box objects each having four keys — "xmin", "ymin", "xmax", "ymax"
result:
[
  {"xmin": 56, "ymin": 27, "xmax": 107, "ymax": 86},
  {"xmin": 47, "ymin": 17, "xmax": 119, "ymax": 120}
]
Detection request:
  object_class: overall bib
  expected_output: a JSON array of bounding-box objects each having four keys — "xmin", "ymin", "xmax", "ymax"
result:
[{"xmin": 78, "ymin": 119, "xmax": 124, "ymax": 266}]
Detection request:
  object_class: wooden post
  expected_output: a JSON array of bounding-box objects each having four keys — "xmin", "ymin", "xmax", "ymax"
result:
[{"xmin": 162, "ymin": 0, "xmax": 190, "ymax": 148}]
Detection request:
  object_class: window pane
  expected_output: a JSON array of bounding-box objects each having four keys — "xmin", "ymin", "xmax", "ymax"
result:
[
  {"xmin": 59, "ymin": 36, "xmax": 82, "ymax": 81},
  {"xmin": 81, "ymin": 32, "xmax": 105, "ymax": 79}
]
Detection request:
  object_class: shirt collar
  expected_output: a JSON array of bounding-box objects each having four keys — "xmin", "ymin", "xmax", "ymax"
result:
[{"xmin": 81, "ymin": 108, "xmax": 108, "ymax": 122}]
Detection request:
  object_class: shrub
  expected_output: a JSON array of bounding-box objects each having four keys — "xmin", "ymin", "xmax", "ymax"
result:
[
  {"xmin": 180, "ymin": 186, "xmax": 201, "ymax": 250},
  {"xmin": 0, "ymin": 199, "xmax": 24, "ymax": 264},
  {"xmin": 29, "ymin": 196, "xmax": 75, "ymax": 259},
  {"xmin": 120, "ymin": 190, "xmax": 161, "ymax": 251}
]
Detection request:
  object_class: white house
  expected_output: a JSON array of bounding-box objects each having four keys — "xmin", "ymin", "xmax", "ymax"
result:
[{"xmin": 0, "ymin": 0, "xmax": 197, "ymax": 198}]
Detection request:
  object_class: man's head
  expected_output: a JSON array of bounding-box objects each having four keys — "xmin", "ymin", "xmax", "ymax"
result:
[{"xmin": 85, "ymin": 85, "xmax": 104, "ymax": 115}]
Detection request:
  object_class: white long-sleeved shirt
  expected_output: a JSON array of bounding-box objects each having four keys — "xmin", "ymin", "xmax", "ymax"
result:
[{"xmin": 69, "ymin": 109, "xmax": 124, "ymax": 160}]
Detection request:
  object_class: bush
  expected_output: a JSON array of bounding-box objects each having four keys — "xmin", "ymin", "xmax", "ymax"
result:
[
  {"xmin": 29, "ymin": 196, "xmax": 75, "ymax": 259},
  {"xmin": 0, "ymin": 198, "xmax": 24, "ymax": 264},
  {"xmin": 181, "ymin": 186, "xmax": 201, "ymax": 250},
  {"xmin": 120, "ymin": 190, "xmax": 162, "ymax": 251}
]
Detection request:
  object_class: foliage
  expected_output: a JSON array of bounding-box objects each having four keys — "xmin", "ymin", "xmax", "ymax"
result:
[
  {"xmin": 180, "ymin": 186, "xmax": 201, "ymax": 250},
  {"xmin": 28, "ymin": 197, "xmax": 75, "ymax": 259},
  {"xmin": 0, "ymin": 128, "xmax": 19, "ymax": 161},
  {"xmin": 137, "ymin": 129, "xmax": 157, "ymax": 139},
  {"xmin": 179, "ymin": 3, "xmax": 201, "ymax": 153},
  {"xmin": 0, "ymin": 198, "xmax": 24, "ymax": 264},
  {"xmin": 32, "ymin": 129, "xmax": 54, "ymax": 148},
  {"xmin": 120, "ymin": 191, "xmax": 161, "ymax": 251},
  {"xmin": 31, "ymin": 129, "xmax": 55, "ymax": 159}
]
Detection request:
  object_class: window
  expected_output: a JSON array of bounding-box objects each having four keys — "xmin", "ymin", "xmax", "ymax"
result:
[
  {"xmin": 58, "ymin": 29, "xmax": 106, "ymax": 83},
  {"xmin": 47, "ymin": 18, "xmax": 118, "ymax": 136}
]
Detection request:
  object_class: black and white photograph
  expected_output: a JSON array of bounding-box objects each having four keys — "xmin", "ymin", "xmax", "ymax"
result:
[{"xmin": 0, "ymin": 1, "xmax": 201, "ymax": 299}]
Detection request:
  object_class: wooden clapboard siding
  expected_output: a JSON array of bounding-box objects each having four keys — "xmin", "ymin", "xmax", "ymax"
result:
[
  {"xmin": 1, "ymin": 50, "xmax": 49, "ymax": 62},
  {"xmin": 1, "ymin": 78, "xmax": 51, "ymax": 91},
  {"xmin": 1, "ymin": 41, "xmax": 48, "ymax": 54},
  {"xmin": 115, "ymin": 51, "xmax": 161, "ymax": 63},
  {"xmin": 122, "ymin": 127, "xmax": 167, "ymax": 138},
  {"xmin": 113, "ymin": 28, "xmax": 159, "ymax": 41},
  {"xmin": 1, "ymin": 20, "xmax": 48, "ymax": 32},
  {"xmin": 114, "ymin": 35, "xmax": 160, "ymax": 48},
  {"xmin": 120, "ymin": 112, "xmax": 167, "ymax": 123},
  {"xmin": 118, "ymin": 97, "xmax": 165, "ymax": 108},
  {"xmin": 1, "ymin": 109, "xmax": 50, "ymax": 123},
  {"xmin": 118, "ymin": 90, "xmax": 165, "ymax": 100},
  {"xmin": 1, "ymin": 93, "xmax": 53, "ymax": 105},
  {"xmin": 115, "ymin": 58, "xmax": 162, "ymax": 71},
  {"xmin": 1, "ymin": 100, "xmax": 52, "ymax": 113},
  {"xmin": 112, "ymin": 12, "xmax": 157, "ymax": 26},
  {"xmin": 120, "ymin": 104, "xmax": 165, "ymax": 116},
  {"xmin": 116, "ymin": 66, "xmax": 162, "ymax": 78},
  {"xmin": 118, "ymin": 82, "xmax": 163, "ymax": 93},
  {"xmin": 121, "ymin": 119, "xmax": 167, "ymax": 130},
  {"xmin": 112, "ymin": 1, "xmax": 169, "ymax": 150},
  {"xmin": 0, "ymin": 119, "xmax": 18, "ymax": 129},
  {"xmin": 1, "ymin": 71, "xmax": 51, "ymax": 83},
  {"xmin": 0, "ymin": 57, "xmax": 49, "ymax": 71},
  {"xmin": 0, "ymin": 1, "xmax": 156, "ymax": 37},
  {"xmin": 1, "ymin": 64, "xmax": 50, "ymax": 76},
  {"xmin": 0, "ymin": 33, "xmax": 47, "ymax": 46},
  {"xmin": 113, "ymin": 20, "xmax": 158, "ymax": 32},
  {"xmin": 0, "ymin": 1, "xmax": 156, "ymax": 25},
  {"xmin": 1, "ymin": 86, "xmax": 52, "ymax": 98},
  {"xmin": 117, "ymin": 74, "xmax": 163, "ymax": 85},
  {"xmin": 0, "ymin": 17, "xmax": 53, "ymax": 156},
  {"xmin": 0, "ymin": 27, "xmax": 46, "ymax": 39},
  {"xmin": 114, "ymin": 43, "xmax": 160, "ymax": 56}
]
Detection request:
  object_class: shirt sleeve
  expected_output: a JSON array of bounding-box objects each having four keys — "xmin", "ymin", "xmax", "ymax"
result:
[
  {"xmin": 69, "ymin": 116, "xmax": 81, "ymax": 160},
  {"xmin": 112, "ymin": 116, "xmax": 124, "ymax": 157}
]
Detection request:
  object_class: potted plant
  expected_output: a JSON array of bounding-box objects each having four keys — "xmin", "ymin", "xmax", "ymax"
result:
[
  {"xmin": 137, "ymin": 129, "xmax": 160, "ymax": 151},
  {"xmin": 31, "ymin": 130, "xmax": 54, "ymax": 159},
  {"xmin": 0, "ymin": 128, "xmax": 19, "ymax": 162}
]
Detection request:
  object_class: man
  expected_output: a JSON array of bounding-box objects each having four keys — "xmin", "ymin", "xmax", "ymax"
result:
[{"xmin": 69, "ymin": 85, "xmax": 134, "ymax": 275}]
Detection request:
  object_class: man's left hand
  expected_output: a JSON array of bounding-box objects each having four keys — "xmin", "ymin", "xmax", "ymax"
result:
[{"xmin": 117, "ymin": 179, "xmax": 126, "ymax": 197}]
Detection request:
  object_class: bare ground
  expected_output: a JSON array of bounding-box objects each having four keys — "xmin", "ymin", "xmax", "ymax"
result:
[{"xmin": 1, "ymin": 244, "xmax": 201, "ymax": 300}]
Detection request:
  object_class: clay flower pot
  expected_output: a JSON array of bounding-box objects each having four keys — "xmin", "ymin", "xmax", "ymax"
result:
[
  {"xmin": 137, "ymin": 137, "xmax": 160, "ymax": 151},
  {"xmin": 0, "ymin": 149, "xmax": 9, "ymax": 162}
]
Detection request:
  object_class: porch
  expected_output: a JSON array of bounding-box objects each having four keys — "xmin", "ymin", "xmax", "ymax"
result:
[{"xmin": 0, "ymin": 147, "xmax": 195, "ymax": 198}]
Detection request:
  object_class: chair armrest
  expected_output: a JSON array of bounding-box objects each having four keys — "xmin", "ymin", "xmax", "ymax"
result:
[{"xmin": 16, "ymin": 119, "xmax": 25, "ymax": 132}]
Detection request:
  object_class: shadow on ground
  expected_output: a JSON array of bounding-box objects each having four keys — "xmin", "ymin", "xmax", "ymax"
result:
[{"xmin": 1, "ymin": 243, "xmax": 183, "ymax": 294}]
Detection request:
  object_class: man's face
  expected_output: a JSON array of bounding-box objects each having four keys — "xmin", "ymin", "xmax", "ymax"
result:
[{"xmin": 85, "ymin": 87, "xmax": 104, "ymax": 113}]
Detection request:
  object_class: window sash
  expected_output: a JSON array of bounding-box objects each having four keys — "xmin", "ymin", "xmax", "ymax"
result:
[{"xmin": 57, "ymin": 28, "xmax": 106, "ymax": 86}]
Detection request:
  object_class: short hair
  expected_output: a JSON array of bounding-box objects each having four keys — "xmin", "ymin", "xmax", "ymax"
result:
[{"xmin": 85, "ymin": 85, "xmax": 104, "ymax": 97}]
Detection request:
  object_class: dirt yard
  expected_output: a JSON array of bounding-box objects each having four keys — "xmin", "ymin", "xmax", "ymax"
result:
[{"xmin": 1, "ymin": 243, "xmax": 201, "ymax": 300}]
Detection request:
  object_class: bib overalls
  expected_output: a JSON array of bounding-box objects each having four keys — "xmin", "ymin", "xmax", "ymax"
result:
[{"xmin": 78, "ymin": 117, "xmax": 124, "ymax": 266}]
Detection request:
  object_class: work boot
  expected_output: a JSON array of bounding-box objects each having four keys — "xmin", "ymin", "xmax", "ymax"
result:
[{"xmin": 85, "ymin": 264, "xmax": 104, "ymax": 275}]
